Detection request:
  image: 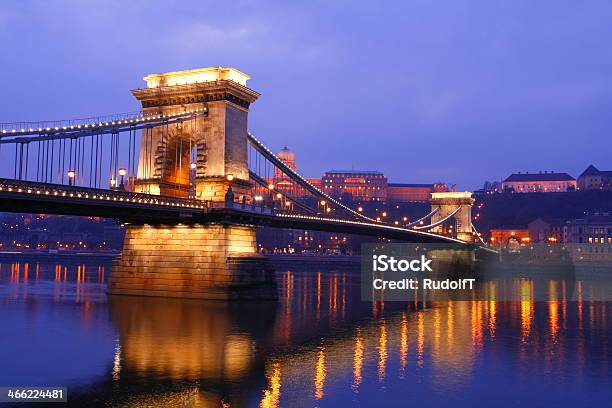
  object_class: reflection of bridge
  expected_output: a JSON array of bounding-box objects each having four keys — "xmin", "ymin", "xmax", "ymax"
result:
[{"xmin": 0, "ymin": 66, "xmax": 489, "ymax": 299}]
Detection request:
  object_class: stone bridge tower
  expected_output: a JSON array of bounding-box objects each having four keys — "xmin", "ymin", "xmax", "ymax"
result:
[
  {"xmin": 430, "ymin": 192, "xmax": 475, "ymax": 242},
  {"xmin": 131, "ymin": 66, "xmax": 259, "ymax": 201},
  {"xmin": 109, "ymin": 67, "xmax": 276, "ymax": 301}
]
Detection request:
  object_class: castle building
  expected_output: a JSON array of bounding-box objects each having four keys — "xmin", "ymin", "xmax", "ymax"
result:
[
  {"xmin": 577, "ymin": 165, "xmax": 612, "ymax": 190},
  {"xmin": 502, "ymin": 171, "xmax": 576, "ymax": 192},
  {"xmin": 322, "ymin": 170, "xmax": 387, "ymax": 201},
  {"xmin": 387, "ymin": 182, "xmax": 450, "ymax": 203}
]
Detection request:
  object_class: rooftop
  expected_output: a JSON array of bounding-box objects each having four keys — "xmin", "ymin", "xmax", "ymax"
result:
[
  {"xmin": 579, "ymin": 164, "xmax": 612, "ymax": 178},
  {"xmin": 143, "ymin": 66, "xmax": 251, "ymax": 88},
  {"xmin": 504, "ymin": 172, "xmax": 575, "ymax": 182},
  {"xmin": 388, "ymin": 183, "xmax": 434, "ymax": 188},
  {"xmin": 326, "ymin": 170, "xmax": 383, "ymax": 175}
]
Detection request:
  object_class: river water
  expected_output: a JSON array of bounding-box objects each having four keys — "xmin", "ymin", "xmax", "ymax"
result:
[{"xmin": 0, "ymin": 258, "xmax": 610, "ymax": 407}]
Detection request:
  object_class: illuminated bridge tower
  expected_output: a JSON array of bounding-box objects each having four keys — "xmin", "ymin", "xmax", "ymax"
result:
[
  {"xmin": 109, "ymin": 67, "xmax": 276, "ymax": 300},
  {"xmin": 430, "ymin": 192, "xmax": 475, "ymax": 242}
]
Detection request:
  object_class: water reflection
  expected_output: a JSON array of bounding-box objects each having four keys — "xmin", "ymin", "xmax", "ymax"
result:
[{"xmin": 0, "ymin": 260, "xmax": 611, "ymax": 407}]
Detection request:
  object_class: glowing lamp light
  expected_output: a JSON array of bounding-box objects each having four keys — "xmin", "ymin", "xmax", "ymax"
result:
[
  {"xmin": 118, "ymin": 168, "xmax": 127, "ymax": 177},
  {"xmin": 276, "ymin": 193, "xmax": 282, "ymax": 199},
  {"xmin": 226, "ymin": 174, "xmax": 234, "ymax": 181},
  {"xmin": 190, "ymin": 162, "xmax": 197, "ymax": 169},
  {"xmin": 285, "ymin": 201, "xmax": 291, "ymax": 207},
  {"xmin": 320, "ymin": 200, "xmax": 326, "ymax": 206},
  {"xmin": 268, "ymin": 183, "xmax": 275, "ymax": 190},
  {"xmin": 67, "ymin": 170, "xmax": 76, "ymax": 186},
  {"xmin": 357, "ymin": 206, "xmax": 363, "ymax": 212}
]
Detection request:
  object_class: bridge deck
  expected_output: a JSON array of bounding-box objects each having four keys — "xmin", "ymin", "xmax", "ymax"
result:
[{"xmin": 0, "ymin": 179, "xmax": 471, "ymax": 244}]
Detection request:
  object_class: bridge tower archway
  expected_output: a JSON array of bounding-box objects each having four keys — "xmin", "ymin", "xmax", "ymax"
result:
[
  {"xmin": 132, "ymin": 67, "xmax": 259, "ymax": 201},
  {"xmin": 430, "ymin": 192, "xmax": 475, "ymax": 242}
]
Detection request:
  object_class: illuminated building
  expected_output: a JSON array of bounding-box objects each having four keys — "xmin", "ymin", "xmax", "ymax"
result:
[
  {"xmin": 274, "ymin": 145, "xmax": 297, "ymax": 194},
  {"xmin": 577, "ymin": 165, "xmax": 612, "ymax": 190},
  {"xmin": 489, "ymin": 228, "xmax": 530, "ymax": 247},
  {"xmin": 502, "ymin": 171, "xmax": 576, "ymax": 192},
  {"xmin": 387, "ymin": 182, "xmax": 449, "ymax": 203},
  {"xmin": 322, "ymin": 170, "xmax": 387, "ymax": 201},
  {"xmin": 527, "ymin": 218, "xmax": 568, "ymax": 243},
  {"xmin": 566, "ymin": 212, "xmax": 612, "ymax": 244}
]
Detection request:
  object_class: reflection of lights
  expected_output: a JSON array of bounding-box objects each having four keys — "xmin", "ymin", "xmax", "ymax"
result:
[
  {"xmin": 400, "ymin": 313, "xmax": 408, "ymax": 373},
  {"xmin": 260, "ymin": 362, "xmax": 282, "ymax": 408},
  {"xmin": 314, "ymin": 348, "xmax": 326, "ymax": 399},
  {"xmin": 112, "ymin": 340, "xmax": 122, "ymax": 381},
  {"xmin": 377, "ymin": 319, "xmax": 387, "ymax": 381},
  {"xmin": 352, "ymin": 328, "xmax": 363, "ymax": 392}
]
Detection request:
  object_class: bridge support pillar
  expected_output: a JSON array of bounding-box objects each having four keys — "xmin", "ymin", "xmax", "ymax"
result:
[
  {"xmin": 430, "ymin": 192, "xmax": 475, "ymax": 242},
  {"xmin": 109, "ymin": 224, "xmax": 277, "ymax": 300}
]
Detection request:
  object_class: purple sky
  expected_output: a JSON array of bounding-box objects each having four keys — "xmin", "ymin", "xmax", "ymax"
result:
[{"xmin": 1, "ymin": 0, "xmax": 612, "ymax": 190}]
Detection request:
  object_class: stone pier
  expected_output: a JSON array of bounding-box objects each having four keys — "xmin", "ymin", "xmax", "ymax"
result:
[{"xmin": 109, "ymin": 223, "xmax": 277, "ymax": 300}]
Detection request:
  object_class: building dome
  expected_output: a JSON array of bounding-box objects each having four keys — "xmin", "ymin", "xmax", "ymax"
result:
[
  {"xmin": 277, "ymin": 145, "xmax": 295, "ymax": 161},
  {"xmin": 277, "ymin": 145, "xmax": 296, "ymax": 171}
]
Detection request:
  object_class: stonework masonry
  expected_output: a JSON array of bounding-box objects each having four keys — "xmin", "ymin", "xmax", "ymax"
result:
[{"xmin": 109, "ymin": 224, "xmax": 277, "ymax": 300}]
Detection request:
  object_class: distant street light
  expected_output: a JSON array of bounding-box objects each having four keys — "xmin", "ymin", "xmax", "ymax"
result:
[
  {"xmin": 226, "ymin": 174, "xmax": 234, "ymax": 181},
  {"xmin": 118, "ymin": 168, "xmax": 127, "ymax": 190},
  {"xmin": 67, "ymin": 170, "xmax": 76, "ymax": 186}
]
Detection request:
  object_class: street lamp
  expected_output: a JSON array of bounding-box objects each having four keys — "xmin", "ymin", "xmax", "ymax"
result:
[
  {"xmin": 67, "ymin": 170, "xmax": 76, "ymax": 186},
  {"xmin": 190, "ymin": 162, "xmax": 197, "ymax": 170},
  {"xmin": 118, "ymin": 168, "xmax": 127, "ymax": 190},
  {"xmin": 226, "ymin": 174, "xmax": 234, "ymax": 181},
  {"xmin": 109, "ymin": 178, "xmax": 117, "ymax": 189},
  {"xmin": 268, "ymin": 183, "xmax": 274, "ymax": 190}
]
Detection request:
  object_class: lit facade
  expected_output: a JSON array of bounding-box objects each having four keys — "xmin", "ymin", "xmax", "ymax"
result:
[
  {"xmin": 322, "ymin": 170, "xmax": 387, "ymax": 201},
  {"xmin": 502, "ymin": 172, "xmax": 576, "ymax": 192},
  {"xmin": 489, "ymin": 228, "xmax": 530, "ymax": 247},
  {"xmin": 387, "ymin": 182, "xmax": 449, "ymax": 203},
  {"xmin": 566, "ymin": 212, "xmax": 612, "ymax": 244},
  {"xmin": 577, "ymin": 165, "xmax": 612, "ymax": 190}
]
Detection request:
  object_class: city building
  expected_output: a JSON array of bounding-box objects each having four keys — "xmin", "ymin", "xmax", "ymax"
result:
[
  {"xmin": 274, "ymin": 145, "xmax": 297, "ymax": 195},
  {"xmin": 489, "ymin": 228, "xmax": 530, "ymax": 247},
  {"xmin": 566, "ymin": 212, "xmax": 612, "ymax": 244},
  {"xmin": 322, "ymin": 170, "xmax": 387, "ymax": 201},
  {"xmin": 502, "ymin": 171, "xmax": 576, "ymax": 192},
  {"xmin": 527, "ymin": 218, "xmax": 568, "ymax": 243},
  {"xmin": 577, "ymin": 165, "xmax": 612, "ymax": 190},
  {"xmin": 387, "ymin": 182, "xmax": 449, "ymax": 203}
]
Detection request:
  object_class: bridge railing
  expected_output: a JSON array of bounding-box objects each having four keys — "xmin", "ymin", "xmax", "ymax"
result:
[
  {"xmin": 0, "ymin": 111, "xmax": 147, "ymax": 135},
  {"xmin": 0, "ymin": 178, "xmax": 206, "ymax": 209},
  {"xmin": 209, "ymin": 200, "xmax": 274, "ymax": 215}
]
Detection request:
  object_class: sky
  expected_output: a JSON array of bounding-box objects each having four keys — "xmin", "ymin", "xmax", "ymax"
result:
[{"xmin": 1, "ymin": 0, "xmax": 612, "ymax": 190}]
